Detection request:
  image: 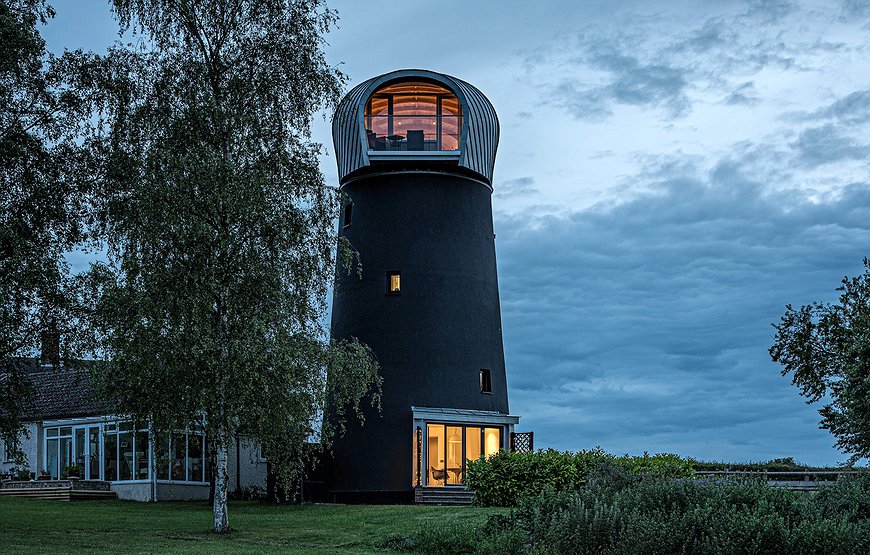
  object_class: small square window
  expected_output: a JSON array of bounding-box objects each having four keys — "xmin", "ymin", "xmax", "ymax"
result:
[
  {"xmin": 343, "ymin": 202, "xmax": 353, "ymax": 227},
  {"xmin": 386, "ymin": 271, "xmax": 401, "ymax": 295},
  {"xmin": 480, "ymin": 369, "xmax": 492, "ymax": 394}
]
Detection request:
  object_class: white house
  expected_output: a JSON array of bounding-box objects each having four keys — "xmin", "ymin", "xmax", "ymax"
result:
[{"xmin": 1, "ymin": 360, "xmax": 267, "ymax": 501}]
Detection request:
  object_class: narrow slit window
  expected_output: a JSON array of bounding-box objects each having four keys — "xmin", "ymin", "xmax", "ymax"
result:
[
  {"xmin": 343, "ymin": 202, "xmax": 353, "ymax": 227},
  {"xmin": 386, "ymin": 271, "xmax": 401, "ymax": 295},
  {"xmin": 480, "ymin": 369, "xmax": 492, "ymax": 394}
]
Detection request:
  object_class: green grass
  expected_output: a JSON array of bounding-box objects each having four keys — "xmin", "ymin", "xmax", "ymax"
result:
[{"xmin": 0, "ymin": 497, "xmax": 505, "ymax": 554}]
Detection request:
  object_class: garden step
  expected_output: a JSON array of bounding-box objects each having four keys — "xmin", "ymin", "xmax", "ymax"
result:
[
  {"xmin": 0, "ymin": 485, "xmax": 117, "ymax": 501},
  {"xmin": 414, "ymin": 487, "xmax": 475, "ymax": 506}
]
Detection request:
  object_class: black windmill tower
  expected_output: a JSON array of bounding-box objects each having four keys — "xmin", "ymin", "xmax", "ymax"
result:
[{"xmin": 327, "ymin": 69, "xmax": 520, "ymax": 502}]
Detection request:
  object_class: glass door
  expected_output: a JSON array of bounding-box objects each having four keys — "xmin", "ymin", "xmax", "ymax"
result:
[
  {"xmin": 424, "ymin": 424, "xmax": 503, "ymax": 486},
  {"xmin": 74, "ymin": 428, "xmax": 85, "ymax": 476},
  {"xmin": 73, "ymin": 425, "xmax": 102, "ymax": 480},
  {"xmin": 88, "ymin": 426, "xmax": 101, "ymax": 479},
  {"xmin": 426, "ymin": 424, "xmax": 446, "ymax": 486},
  {"xmin": 446, "ymin": 426, "xmax": 463, "ymax": 485}
]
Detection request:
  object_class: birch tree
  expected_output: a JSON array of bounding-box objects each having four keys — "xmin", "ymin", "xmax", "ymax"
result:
[{"xmin": 85, "ymin": 0, "xmax": 380, "ymax": 532}]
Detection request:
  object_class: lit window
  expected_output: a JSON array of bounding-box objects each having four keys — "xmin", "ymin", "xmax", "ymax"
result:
[
  {"xmin": 480, "ymin": 369, "xmax": 492, "ymax": 394},
  {"xmin": 364, "ymin": 81, "xmax": 462, "ymax": 151},
  {"xmin": 386, "ymin": 271, "xmax": 401, "ymax": 295}
]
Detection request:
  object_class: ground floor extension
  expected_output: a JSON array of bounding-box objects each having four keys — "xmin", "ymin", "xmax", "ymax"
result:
[{"xmin": 2, "ymin": 415, "xmax": 267, "ymax": 501}]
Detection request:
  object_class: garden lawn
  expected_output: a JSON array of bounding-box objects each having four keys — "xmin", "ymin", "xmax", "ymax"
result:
[{"xmin": 0, "ymin": 497, "xmax": 504, "ymax": 554}]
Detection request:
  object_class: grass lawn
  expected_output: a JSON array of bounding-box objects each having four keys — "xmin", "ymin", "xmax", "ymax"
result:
[{"xmin": 0, "ymin": 497, "xmax": 503, "ymax": 554}]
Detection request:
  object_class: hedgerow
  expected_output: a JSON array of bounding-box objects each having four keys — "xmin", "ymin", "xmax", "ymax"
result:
[
  {"xmin": 465, "ymin": 448, "xmax": 693, "ymax": 507},
  {"xmin": 392, "ymin": 471, "xmax": 870, "ymax": 554}
]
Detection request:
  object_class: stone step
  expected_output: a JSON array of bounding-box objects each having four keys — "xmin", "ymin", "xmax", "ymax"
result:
[
  {"xmin": 0, "ymin": 487, "xmax": 117, "ymax": 501},
  {"xmin": 414, "ymin": 487, "xmax": 475, "ymax": 506}
]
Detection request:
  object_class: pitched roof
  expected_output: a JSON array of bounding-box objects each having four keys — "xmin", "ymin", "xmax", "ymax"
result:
[{"xmin": 3, "ymin": 359, "xmax": 114, "ymax": 420}]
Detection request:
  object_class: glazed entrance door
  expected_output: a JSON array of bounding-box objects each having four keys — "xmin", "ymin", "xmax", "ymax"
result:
[{"xmin": 72, "ymin": 425, "xmax": 102, "ymax": 480}]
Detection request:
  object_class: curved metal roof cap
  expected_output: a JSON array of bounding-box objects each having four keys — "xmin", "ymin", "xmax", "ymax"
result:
[{"xmin": 332, "ymin": 69, "xmax": 500, "ymax": 185}]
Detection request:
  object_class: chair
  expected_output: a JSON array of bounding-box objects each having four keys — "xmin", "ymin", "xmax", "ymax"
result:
[
  {"xmin": 430, "ymin": 466, "xmax": 447, "ymax": 482},
  {"xmin": 366, "ymin": 131, "xmax": 385, "ymax": 150},
  {"xmin": 407, "ymin": 130, "xmax": 424, "ymax": 151}
]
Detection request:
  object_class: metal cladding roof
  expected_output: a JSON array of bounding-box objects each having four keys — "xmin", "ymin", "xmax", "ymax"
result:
[{"xmin": 332, "ymin": 69, "xmax": 500, "ymax": 185}]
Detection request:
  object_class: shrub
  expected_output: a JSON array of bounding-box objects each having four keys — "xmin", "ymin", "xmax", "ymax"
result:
[
  {"xmin": 689, "ymin": 457, "xmax": 865, "ymax": 473},
  {"xmin": 485, "ymin": 478, "xmax": 870, "ymax": 554},
  {"xmin": 61, "ymin": 464, "xmax": 83, "ymax": 478},
  {"xmin": 466, "ymin": 448, "xmax": 694, "ymax": 507}
]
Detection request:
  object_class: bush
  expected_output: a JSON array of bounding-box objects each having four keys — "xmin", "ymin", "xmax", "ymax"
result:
[
  {"xmin": 61, "ymin": 464, "xmax": 83, "ymax": 478},
  {"xmin": 466, "ymin": 448, "xmax": 694, "ymax": 507},
  {"xmin": 689, "ymin": 457, "xmax": 864, "ymax": 473},
  {"xmin": 486, "ymin": 477, "xmax": 870, "ymax": 554}
]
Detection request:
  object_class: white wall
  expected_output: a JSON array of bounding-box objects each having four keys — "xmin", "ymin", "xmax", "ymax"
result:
[
  {"xmin": 227, "ymin": 437, "xmax": 267, "ymax": 493},
  {"xmin": 1, "ymin": 423, "xmax": 39, "ymax": 475}
]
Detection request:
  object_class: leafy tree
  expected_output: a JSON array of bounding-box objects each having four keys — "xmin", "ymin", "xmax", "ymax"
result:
[
  {"xmin": 0, "ymin": 0, "xmax": 90, "ymax": 455},
  {"xmin": 83, "ymin": 0, "xmax": 380, "ymax": 532},
  {"xmin": 770, "ymin": 258, "xmax": 870, "ymax": 463}
]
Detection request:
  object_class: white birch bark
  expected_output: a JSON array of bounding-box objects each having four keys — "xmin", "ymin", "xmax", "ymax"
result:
[{"xmin": 213, "ymin": 432, "xmax": 230, "ymax": 533}]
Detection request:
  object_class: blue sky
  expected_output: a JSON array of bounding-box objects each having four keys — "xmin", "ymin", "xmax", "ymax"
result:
[{"xmin": 42, "ymin": 1, "xmax": 870, "ymax": 465}]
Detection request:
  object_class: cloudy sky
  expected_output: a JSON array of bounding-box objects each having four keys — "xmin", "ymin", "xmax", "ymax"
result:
[{"xmin": 43, "ymin": 0, "xmax": 870, "ymax": 465}]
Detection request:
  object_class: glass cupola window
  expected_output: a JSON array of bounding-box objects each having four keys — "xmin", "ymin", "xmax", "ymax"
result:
[{"xmin": 364, "ymin": 81, "xmax": 462, "ymax": 152}]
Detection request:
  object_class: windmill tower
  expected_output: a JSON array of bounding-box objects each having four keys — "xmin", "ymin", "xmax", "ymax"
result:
[{"xmin": 327, "ymin": 69, "xmax": 519, "ymax": 502}]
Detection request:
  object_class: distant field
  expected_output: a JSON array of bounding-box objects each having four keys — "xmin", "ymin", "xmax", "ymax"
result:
[{"xmin": 0, "ymin": 497, "xmax": 504, "ymax": 554}]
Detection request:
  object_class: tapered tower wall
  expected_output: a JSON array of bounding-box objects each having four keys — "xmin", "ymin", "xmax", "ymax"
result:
[{"xmin": 326, "ymin": 69, "xmax": 514, "ymax": 501}]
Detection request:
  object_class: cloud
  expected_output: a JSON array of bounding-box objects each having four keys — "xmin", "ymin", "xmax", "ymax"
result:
[
  {"xmin": 742, "ymin": 0, "xmax": 798, "ymax": 24},
  {"xmin": 495, "ymin": 176, "xmax": 539, "ymax": 198},
  {"xmin": 839, "ymin": 0, "xmax": 870, "ymax": 18},
  {"xmin": 724, "ymin": 81, "xmax": 761, "ymax": 106},
  {"xmin": 810, "ymin": 89, "xmax": 870, "ymax": 125},
  {"xmin": 529, "ymin": 2, "xmax": 849, "ymax": 122},
  {"xmin": 793, "ymin": 124, "xmax": 870, "ymax": 167},
  {"xmin": 549, "ymin": 42, "xmax": 691, "ymax": 120},
  {"xmin": 496, "ymin": 153, "xmax": 870, "ymax": 464}
]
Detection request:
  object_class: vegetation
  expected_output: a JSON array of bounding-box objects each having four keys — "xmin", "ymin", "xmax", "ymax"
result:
[
  {"xmin": 689, "ymin": 456, "xmax": 865, "ymax": 473},
  {"xmin": 771, "ymin": 258, "xmax": 870, "ymax": 464},
  {"xmin": 0, "ymin": 0, "xmax": 91, "ymax": 459},
  {"xmin": 466, "ymin": 448, "xmax": 693, "ymax": 507},
  {"xmin": 0, "ymin": 497, "xmax": 504, "ymax": 554},
  {"xmin": 78, "ymin": 0, "xmax": 381, "ymax": 532},
  {"xmin": 393, "ymin": 469, "xmax": 870, "ymax": 554}
]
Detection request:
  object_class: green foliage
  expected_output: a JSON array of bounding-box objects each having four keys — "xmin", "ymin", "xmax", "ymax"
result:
[
  {"xmin": 771, "ymin": 258, "xmax": 870, "ymax": 463},
  {"xmin": 466, "ymin": 448, "xmax": 694, "ymax": 507},
  {"xmin": 77, "ymin": 0, "xmax": 380, "ymax": 532},
  {"xmin": 690, "ymin": 456, "xmax": 863, "ymax": 473},
  {"xmin": 0, "ymin": 0, "xmax": 93, "ymax": 449},
  {"xmin": 379, "ymin": 522, "xmax": 482, "ymax": 554},
  {"xmin": 61, "ymin": 464, "xmax": 82, "ymax": 478},
  {"xmin": 393, "ymin": 474, "xmax": 870, "ymax": 554}
]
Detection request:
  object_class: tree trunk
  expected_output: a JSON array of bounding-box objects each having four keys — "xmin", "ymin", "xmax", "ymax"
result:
[{"xmin": 212, "ymin": 433, "xmax": 230, "ymax": 533}]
